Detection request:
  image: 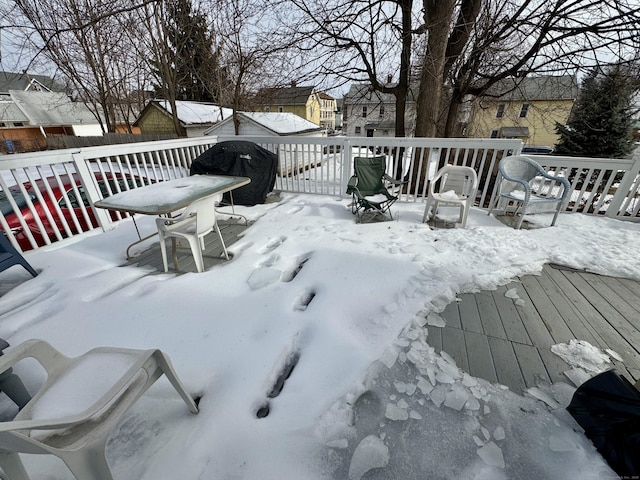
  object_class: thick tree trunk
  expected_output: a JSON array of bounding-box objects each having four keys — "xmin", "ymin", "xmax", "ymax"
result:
[{"xmin": 414, "ymin": 0, "xmax": 456, "ymax": 139}]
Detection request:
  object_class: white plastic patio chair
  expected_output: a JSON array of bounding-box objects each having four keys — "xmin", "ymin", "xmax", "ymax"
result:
[
  {"xmin": 488, "ymin": 155, "xmax": 570, "ymax": 229},
  {"xmin": 0, "ymin": 339, "xmax": 198, "ymax": 480},
  {"xmin": 422, "ymin": 165, "xmax": 478, "ymax": 228},
  {"xmin": 156, "ymin": 193, "xmax": 229, "ymax": 273}
]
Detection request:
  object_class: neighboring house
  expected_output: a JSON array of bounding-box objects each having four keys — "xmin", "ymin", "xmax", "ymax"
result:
[
  {"xmin": 253, "ymin": 86, "xmax": 336, "ymax": 130},
  {"xmin": 134, "ymin": 100, "xmax": 232, "ymax": 137},
  {"xmin": 204, "ymin": 111, "xmax": 322, "ymax": 137},
  {"xmin": 467, "ymin": 75, "xmax": 578, "ymax": 148},
  {"xmin": 0, "ymin": 71, "xmax": 67, "ymax": 95},
  {"xmin": 0, "ymin": 90, "xmax": 102, "ymax": 153},
  {"xmin": 342, "ymin": 83, "xmax": 418, "ymax": 137},
  {"xmin": 205, "ymin": 111, "xmax": 323, "ymax": 176}
]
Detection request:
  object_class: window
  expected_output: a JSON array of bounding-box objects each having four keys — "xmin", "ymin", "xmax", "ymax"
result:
[
  {"xmin": 490, "ymin": 129, "xmax": 499, "ymax": 138},
  {"xmin": 264, "ymin": 106, "xmax": 270, "ymax": 112},
  {"xmin": 362, "ymin": 106, "xmax": 367, "ymax": 118},
  {"xmin": 13, "ymin": 122, "xmax": 24, "ymax": 127},
  {"xmin": 519, "ymin": 103, "xmax": 530, "ymax": 118},
  {"xmin": 379, "ymin": 105, "xmax": 385, "ymax": 117},
  {"xmin": 278, "ymin": 106, "xmax": 283, "ymax": 112},
  {"xmin": 355, "ymin": 126, "xmax": 361, "ymax": 134},
  {"xmin": 496, "ymin": 104, "xmax": 505, "ymax": 118}
]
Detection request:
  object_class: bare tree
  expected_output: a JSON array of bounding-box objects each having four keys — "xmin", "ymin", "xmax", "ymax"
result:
[
  {"xmin": 204, "ymin": 0, "xmax": 306, "ymax": 134},
  {"xmin": 8, "ymin": 0, "xmax": 152, "ymax": 133},
  {"xmin": 282, "ymin": 0, "xmax": 417, "ymax": 137},
  {"xmin": 428, "ymin": 0, "xmax": 640, "ymax": 138}
]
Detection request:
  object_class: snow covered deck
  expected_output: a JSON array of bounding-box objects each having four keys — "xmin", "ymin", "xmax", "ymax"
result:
[{"xmin": 4, "ymin": 194, "xmax": 640, "ymax": 479}]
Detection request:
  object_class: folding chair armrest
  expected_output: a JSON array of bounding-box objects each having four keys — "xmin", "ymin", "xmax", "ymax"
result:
[{"xmin": 382, "ymin": 174, "xmax": 407, "ymax": 186}]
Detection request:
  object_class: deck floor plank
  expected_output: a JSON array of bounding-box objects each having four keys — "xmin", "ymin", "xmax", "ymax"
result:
[
  {"xmin": 492, "ymin": 285, "xmax": 532, "ymax": 345},
  {"xmin": 458, "ymin": 293, "xmax": 483, "ymax": 334},
  {"xmin": 441, "ymin": 327, "xmax": 469, "ymax": 372},
  {"xmin": 487, "ymin": 336, "xmax": 526, "ymax": 392},
  {"xmin": 512, "ymin": 342, "xmax": 551, "ymax": 388},
  {"xmin": 431, "ymin": 264, "xmax": 640, "ymax": 394},
  {"xmin": 537, "ymin": 267, "xmax": 605, "ymax": 347},
  {"xmin": 474, "ymin": 290, "xmax": 507, "ymax": 339},
  {"xmin": 464, "ymin": 330, "xmax": 498, "ymax": 383},
  {"xmin": 511, "ymin": 276, "xmax": 558, "ymax": 347}
]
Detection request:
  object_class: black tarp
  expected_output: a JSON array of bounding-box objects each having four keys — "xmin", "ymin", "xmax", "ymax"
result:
[
  {"xmin": 190, "ymin": 141, "xmax": 278, "ymax": 205},
  {"xmin": 567, "ymin": 369, "xmax": 640, "ymax": 476}
]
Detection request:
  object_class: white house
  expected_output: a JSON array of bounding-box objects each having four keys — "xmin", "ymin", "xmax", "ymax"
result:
[
  {"xmin": 203, "ymin": 111, "xmax": 322, "ymax": 137},
  {"xmin": 9, "ymin": 90, "xmax": 103, "ymax": 137},
  {"xmin": 205, "ymin": 112, "xmax": 324, "ymax": 175}
]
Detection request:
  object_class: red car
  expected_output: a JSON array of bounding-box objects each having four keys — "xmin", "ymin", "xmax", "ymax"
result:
[{"xmin": 0, "ymin": 174, "xmax": 139, "ymax": 251}]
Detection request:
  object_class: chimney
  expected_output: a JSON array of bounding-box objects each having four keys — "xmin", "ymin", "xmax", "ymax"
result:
[
  {"xmin": 291, "ymin": 81, "xmax": 297, "ymax": 88},
  {"xmin": 387, "ymin": 74, "xmax": 393, "ymax": 84}
]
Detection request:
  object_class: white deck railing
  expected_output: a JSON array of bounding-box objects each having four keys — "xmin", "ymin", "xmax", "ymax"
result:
[{"xmin": 0, "ymin": 135, "xmax": 638, "ymax": 252}]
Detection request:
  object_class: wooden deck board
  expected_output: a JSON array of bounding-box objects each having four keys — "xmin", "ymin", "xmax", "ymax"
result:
[
  {"xmin": 492, "ymin": 285, "xmax": 531, "ymax": 345},
  {"xmin": 127, "ymin": 220, "xmax": 249, "ymax": 273},
  {"xmin": 464, "ymin": 330, "xmax": 498, "ymax": 383},
  {"xmin": 429, "ymin": 264, "xmax": 640, "ymax": 394}
]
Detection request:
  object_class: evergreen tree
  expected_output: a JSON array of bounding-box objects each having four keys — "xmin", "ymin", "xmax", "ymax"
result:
[
  {"xmin": 152, "ymin": 0, "xmax": 224, "ymax": 103},
  {"xmin": 555, "ymin": 65, "xmax": 636, "ymax": 158}
]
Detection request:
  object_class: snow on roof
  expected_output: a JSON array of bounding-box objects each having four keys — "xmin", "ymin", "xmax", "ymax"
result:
[
  {"xmin": 239, "ymin": 111, "xmax": 321, "ymax": 134},
  {"xmin": 156, "ymin": 100, "xmax": 233, "ymax": 125},
  {"xmin": 9, "ymin": 90, "xmax": 98, "ymax": 126},
  {"xmin": 0, "ymin": 98, "xmax": 29, "ymax": 123}
]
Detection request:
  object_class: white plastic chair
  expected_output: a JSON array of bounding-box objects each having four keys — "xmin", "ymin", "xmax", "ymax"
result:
[
  {"xmin": 422, "ymin": 165, "xmax": 478, "ymax": 228},
  {"xmin": 156, "ymin": 193, "xmax": 229, "ymax": 273},
  {"xmin": 0, "ymin": 339, "xmax": 199, "ymax": 480},
  {"xmin": 488, "ymin": 155, "xmax": 570, "ymax": 229}
]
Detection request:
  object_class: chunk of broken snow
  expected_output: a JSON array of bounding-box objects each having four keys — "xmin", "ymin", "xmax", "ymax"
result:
[
  {"xmin": 444, "ymin": 386, "xmax": 469, "ymax": 411},
  {"xmin": 605, "ymin": 348, "xmax": 623, "ymax": 362},
  {"xmin": 493, "ymin": 426, "xmax": 505, "ymax": 441},
  {"xmin": 505, "ymin": 288, "xmax": 519, "ymax": 299},
  {"xmin": 348, "ymin": 435, "xmax": 390, "ymax": 480},
  {"xmin": 426, "ymin": 313, "xmax": 446, "ymax": 327},
  {"xmin": 551, "ymin": 339, "xmax": 611, "ymax": 373},
  {"xmin": 385, "ymin": 402, "xmax": 409, "ymax": 421},
  {"xmin": 379, "ymin": 347, "xmax": 398, "ymax": 368},
  {"xmin": 526, "ymin": 386, "xmax": 560, "ymax": 409},
  {"xmin": 477, "ymin": 441, "xmax": 505, "ymax": 468}
]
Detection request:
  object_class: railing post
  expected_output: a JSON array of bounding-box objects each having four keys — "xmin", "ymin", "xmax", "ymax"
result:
[
  {"xmin": 72, "ymin": 151, "xmax": 115, "ymax": 231},
  {"xmin": 606, "ymin": 151, "xmax": 640, "ymax": 218},
  {"xmin": 340, "ymin": 138, "xmax": 353, "ymax": 198}
]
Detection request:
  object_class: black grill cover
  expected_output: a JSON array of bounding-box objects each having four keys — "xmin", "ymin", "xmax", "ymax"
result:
[
  {"xmin": 567, "ymin": 369, "xmax": 640, "ymax": 476},
  {"xmin": 190, "ymin": 141, "xmax": 278, "ymax": 205}
]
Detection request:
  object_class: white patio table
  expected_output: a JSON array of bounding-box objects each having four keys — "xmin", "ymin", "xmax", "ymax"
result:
[{"xmin": 95, "ymin": 174, "xmax": 251, "ymax": 261}]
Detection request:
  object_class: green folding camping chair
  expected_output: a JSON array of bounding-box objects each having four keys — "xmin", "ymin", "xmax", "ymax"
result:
[{"xmin": 346, "ymin": 156, "xmax": 405, "ymax": 222}]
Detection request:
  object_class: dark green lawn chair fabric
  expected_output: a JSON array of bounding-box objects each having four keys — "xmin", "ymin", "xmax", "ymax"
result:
[{"xmin": 346, "ymin": 156, "xmax": 405, "ymax": 222}]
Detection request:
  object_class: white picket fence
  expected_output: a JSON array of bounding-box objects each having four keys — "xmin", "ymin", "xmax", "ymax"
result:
[{"xmin": 1, "ymin": 134, "xmax": 639, "ymax": 252}]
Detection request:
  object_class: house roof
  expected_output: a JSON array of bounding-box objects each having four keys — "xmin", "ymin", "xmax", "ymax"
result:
[
  {"xmin": 9, "ymin": 90, "xmax": 98, "ymax": 126},
  {"xmin": 145, "ymin": 100, "xmax": 232, "ymax": 126},
  {"xmin": 256, "ymin": 86, "xmax": 315, "ymax": 105},
  {"xmin": 0, "ymin": 71, "xmax": 66, "ymax": 94},
  {"xmin": 483, "ymin": 75, "xmax": 579, "ymax": 101},
  {"xmin": 344, "ymin": 82, "xmax": 419, "ymax": 104},
  {"xmin": 0, "ymin": 97, "xmax": 29, "ymax": 123},
  {"xmin": 205, "ymin": 111, "xmax": 321, "ymax": 136}
]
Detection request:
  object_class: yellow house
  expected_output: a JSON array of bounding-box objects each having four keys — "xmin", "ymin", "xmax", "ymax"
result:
[
  {"xmin": 254, "ymin": 86, "xmax": 336, "ymax": 130},
  {"xmin": 467, "ymin": 75, "xmax": 578, "ymax": 149}
]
